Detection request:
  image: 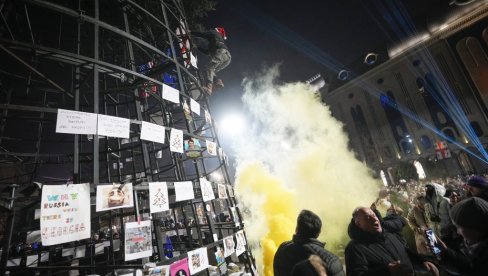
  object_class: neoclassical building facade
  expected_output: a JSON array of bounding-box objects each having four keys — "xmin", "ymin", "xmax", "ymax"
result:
[{"xmin": 323, "ymin": 5, "xmax": 488, "ymax": 182}]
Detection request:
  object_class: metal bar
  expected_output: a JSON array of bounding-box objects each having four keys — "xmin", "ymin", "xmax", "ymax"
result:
[
  {"xmin": 73, "ymin": 0, "xmax": 81, "ymax": 184},
  {"xmin": 22, "ymin": 0, "xmax": 199, "ymax": 83},
  {"xmin": 0, "ymin": 6, "xmax": 15, "ymax": 40},
  {"xmin": 0, "ymin": 44, "xmax": 69, "ymax": 95},
  {"xmin": 123, "ymin": 8, "xmax": 153, "ymax": 183},
  {"xmin": 93, "ymin": 0, "xmax": 100, "ymax": 185},
  {"xmin": 23, "ymin": 4, "xmax": 35, "ymax": 44}
]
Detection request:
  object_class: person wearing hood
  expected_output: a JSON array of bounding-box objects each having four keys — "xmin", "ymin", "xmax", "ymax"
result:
[
  {"xmin": 345, "ymin": 207, "xmax": 438, "ymax": 276},
  {"xmin": 466, "ymin": 175, "xmax": 488, "ymax": 202},
  {"xmin": 273, "ymin": 210, "xmax": 345, "ymax": 276},
  {"xmin": 424, "ymin": 183, "xmax": 451, "ymax": 237},
  {"xmin": 433, "ymin": 197, "xmax": 488, "ymax": 275}
]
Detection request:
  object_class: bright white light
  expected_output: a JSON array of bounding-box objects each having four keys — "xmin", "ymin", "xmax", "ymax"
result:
[
  {"xmin": 219, "ymin": 114, "xmax": 246, "ymax": 136},
  {"xmin": 414, "ymin": 160, "xmax": 426, "ymax": 180},
  {"xmin": 281, "ymin": 140, "xmax": 291, "ymax": 150}
]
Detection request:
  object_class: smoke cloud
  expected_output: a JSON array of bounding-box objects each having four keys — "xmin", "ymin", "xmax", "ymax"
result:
[{"xmin": 233, "ymin": 66, "xmax": 381, "ymax": 275}]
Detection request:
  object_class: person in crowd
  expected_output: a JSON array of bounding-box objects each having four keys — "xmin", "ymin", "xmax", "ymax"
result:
[
  {"xmin": 466, "ymin": 175, "xmax": 488, "ymax": 202},
  {"xmin": 407, "ymin": 195, "xmax": 433, "ymax": 255},
  {"xmin": 372, "ymin": 202, "xmax": 408, "ymax": 246},
  {"xmin": 191, "ymin": 27, "xmax": 231, "ymax": 95},
  {"xmin": 345, "ymin": 207, "xmax": 438, "ymax": 276},
  {"xmin": 434, "ymin": 197, "xmax": 488, "ymax": 275},
  {"xmin": 425, "ymin": 183, "xmax": 451, "ymax": 237},
  {"xmin": 273, "ymin": 210, "xmax": 344, "ymax": 276}
]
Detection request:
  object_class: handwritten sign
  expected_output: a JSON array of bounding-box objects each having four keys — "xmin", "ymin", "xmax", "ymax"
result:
[
  {"xmin": 162, "ymin": 84, "xmax": 180, "ymax": 104},
  {"xmin": 169, "ymin": 128, "xmax": 183, "ymax": 153},
  {"xmin": 174, "ymin": 181, "xmax": 195, "ymax": 202},
  {"xmin": 97, "ymin": 114, "xmax": 130, "ymax": 139},
  {"xmin": 141, "ymin": 121, "xmax": 165, "ymax": 144},
  {"xmin": 200, "ymin": 178, "xmax": 215, "ymax": 202},
  {"xmin": 149, "ymin": 182, "xmax": 169, "ymax": 213},
  {"xmin": 56, "ymin": 109, "xmax": 97, "ymax": 135},
  {"xmin": 40, "ymin": 183, "xmax": 90, "ymax": 245},
  {"xmin": 190, "ymin": 98, "xmax": 200, "ymax": 115}
]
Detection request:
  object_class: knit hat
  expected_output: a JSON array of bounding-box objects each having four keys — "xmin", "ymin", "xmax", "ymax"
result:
[
  {"xmin": 467, "ymin": 175, "xmax": 488, "ymax": 189},
  {"xmin": 450, "ymin": 197, "xmax": 488, "ymax": 231}
]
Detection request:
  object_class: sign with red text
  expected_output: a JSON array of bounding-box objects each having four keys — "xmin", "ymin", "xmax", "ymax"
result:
[{"xmin": 40, "ymin": 183, "xmax": 90, "ymax": 245}]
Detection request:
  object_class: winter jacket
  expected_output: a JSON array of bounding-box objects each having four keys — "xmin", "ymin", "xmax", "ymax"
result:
[
  {"xmin": 345, "ymin": 220, "xmax": 425, "ymax": 276},
  {"xmin": 273, "ymin": 235, "xmax": 345, "ymax": 276},
  {"xmin": 426, "ymin": 183, "xmax": 451, "ymax": 230},
  {"xmin": 192, "ymin": 30, "xmax": 227, "ymax": 55},
  {"xmin": 407, "ymin": 206, "xmax": 433, "ymax": 255},
  {"xmin": 441, "ymin": 239, "xmax": 488, "ymax": 276},
  {"xmin": 373, "ymin": 209, "xmax": 408, "ymax": 245}
]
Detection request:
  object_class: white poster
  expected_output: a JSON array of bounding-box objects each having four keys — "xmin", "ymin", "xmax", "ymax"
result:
[
  {"xmin": 187, "ymin": 247, "xmax": 209, "ymax": 275},
  {"xmin": 204, "ymin": 110, "xmax": 211, "ymax": 124},
  {"xmin": 40, "ymin": 183, "xmax": 91, "ymax": 246},
  {"xmin": 170, "ymin": 128, "xmax": 184, "ymax": 153},
  {"xmin": 96, "ymin": 183, "xmax": 134, "ymax": 212},
  {"xmin": 162, "ymin": 84, "xmax": 180, "ymax": 104},
  {"xmin": 227, "ymin": 185, "xmax": 235, "ymax": 198},
  {"xmin": 56, "ymin": 109, "xmax": 97, "ymax": 135},
  {"xmin": 141, "ymin": 121, "xmax": 165, "ymax": 144},
  {"xmin": 124, "ymin": 221, "xmax": 153, "ymax": 261},
  {"xmin": 190, "ymin": 98, "xmax": 200, "ymax": 115},
  {"xmin": 174, "ymin": 181, "xmax": 195, "ymax": 202},
  {"xmin": 230, "ymin": 207, "xmax": 240, "ymax": 227},
  {"xmin": 149, "ymin": 182, "xmax": 169, "ymax": 214},
  {"xmin": 97, "ymin": 114, "xmax": 130, "ymax": 139},
  {"xmin": 206, "ymin": 140, "xmax": 217, "ymax": 156},
  {"xmin": 146, "ymin": 265, "xmax": 169, "ymax": 276},
  {"xmin": 200, "ymin": 178, "xmax": 215, "ymax": 202},
  {"xmin": 237, "ymin": 230, "xmax": 247, "ymax": 245},
  {"xmin": 218, "ymin": 184, "xmax": 227, "ymax": 199},
  {"xmin": 190, "ymin": 53, "xmax": 198, "ymax": 69},
  {"xmin": 223, "ymin": 236, "xmax": 235, "ymax": 257},
  {"xmin": 235, "ymin": 232, "xmax": 246, "ymax": 257}
]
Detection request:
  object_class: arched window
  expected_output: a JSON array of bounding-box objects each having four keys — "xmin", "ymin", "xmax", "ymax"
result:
[{"xmin": 400, "ymin": 140, "xmax": 412, "ymax": 154}]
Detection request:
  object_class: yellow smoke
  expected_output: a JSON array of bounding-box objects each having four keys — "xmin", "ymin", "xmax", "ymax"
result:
[{"xmin": 234, "ymin": 67, "xmax": 381, "ymax": 276}]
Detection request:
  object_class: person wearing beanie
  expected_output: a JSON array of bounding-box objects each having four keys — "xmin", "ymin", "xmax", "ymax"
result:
[
  {"xmin": 434, "ymin": 197, "xmax": 488, "ymax": 275},
  {"xmin": 466, "ymin": 175, "xmax": 488, "ymax": 202}
]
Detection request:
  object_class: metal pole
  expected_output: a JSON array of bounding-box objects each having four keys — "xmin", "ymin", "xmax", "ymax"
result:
[{"xmin": 93, "ymin": 0, "xmax": 100, "ymax": 185}]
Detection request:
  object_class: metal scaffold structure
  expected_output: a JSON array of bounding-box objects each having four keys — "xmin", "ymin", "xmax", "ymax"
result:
[{"xmin": 0, "ymin": 0, "xmax": 256, "ymax": 275}]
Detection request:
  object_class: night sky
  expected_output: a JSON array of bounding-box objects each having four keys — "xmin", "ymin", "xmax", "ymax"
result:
[
  {"xmin": 197, "ymin": 0, "xmax": 467, "ymax": 152},
  {"xmin": 201, "ymin": 0, "xmax": 461, "ymax": 118}
]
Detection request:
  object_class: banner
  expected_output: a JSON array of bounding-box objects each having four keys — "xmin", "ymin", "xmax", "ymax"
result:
[{"xmin": 40, "ymin": 183, "xmax": 90, "ymax": 245}]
